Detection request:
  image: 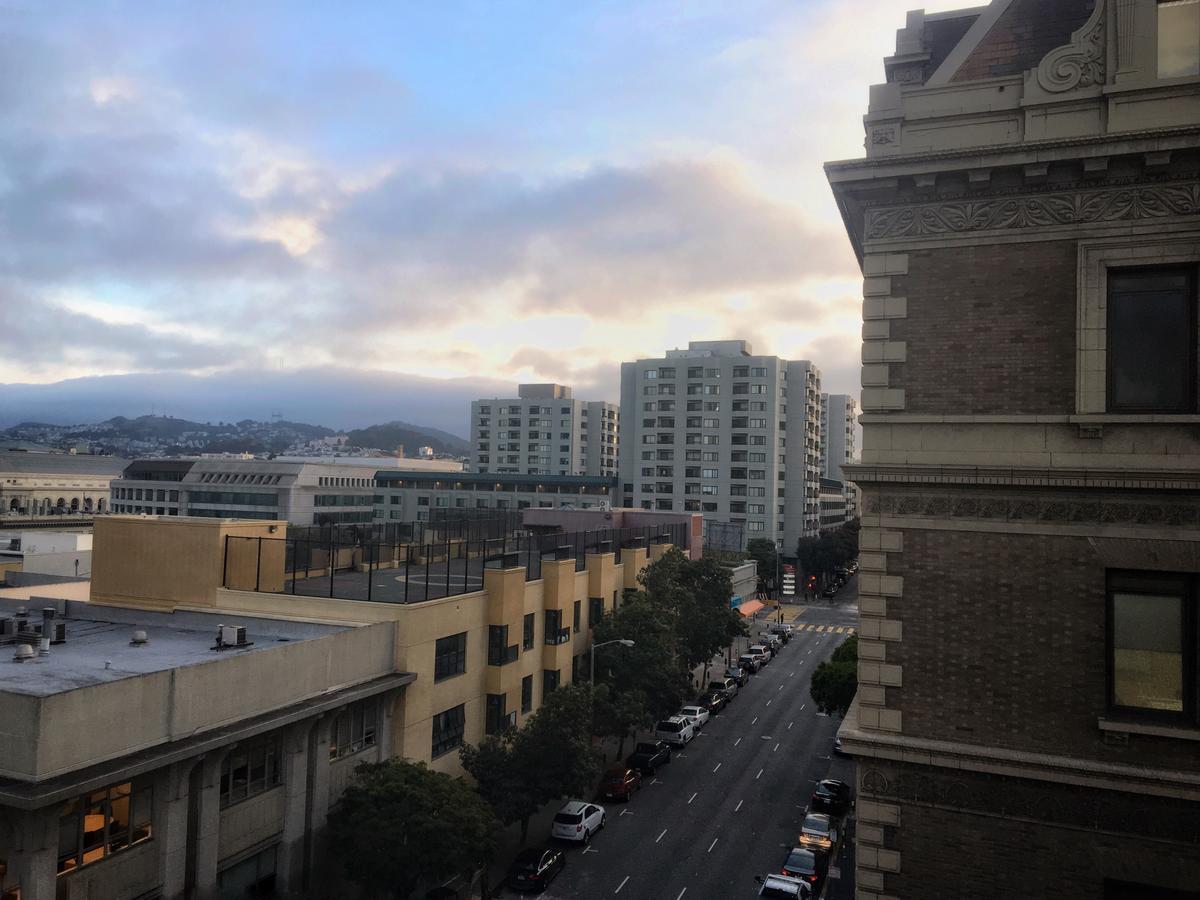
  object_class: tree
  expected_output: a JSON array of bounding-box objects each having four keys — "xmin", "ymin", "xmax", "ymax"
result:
[
  {"xmin": 592, "ymin": 589, "xmax": 691, "ymax": 723},
  {"xmin": 327, "ymin": 759, "xmax": 496, "ymax": 899},
  {"xmin": 809, "ymin": 634, "xmax": 859, "ymax": 716},
  {"xmin": 590, "ymin": 682, "xmax": 648, "ymax": 758},
  {"xmin": 745, "ymin": 538, "xmax": 779, "ymax": 596},
  {"xmin": 460, "ymin": 732, "xmax": 540, "ymax": 842},
  {"xmin": 517, "ymin": 683, "xmax": 603, "ymax": 801}
]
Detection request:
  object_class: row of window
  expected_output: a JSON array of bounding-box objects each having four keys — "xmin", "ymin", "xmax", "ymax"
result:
[
  {"xmin": 316, "ymin": 476, "xmax": 373, "ymax": 487},
  {"xmin": 199, "ymin": 472, "xmax": 284, "ymax": 485},
  {"xmin": 113, "ymin": 487, "xmax": 180, "ymax": 502},
  {"xmin": 643, "ymin": 400, "xmax": 776, "ymax": 413},
  {"xmin": 645, "ymin": 366, "xmax": 772, "ymax": 379}
]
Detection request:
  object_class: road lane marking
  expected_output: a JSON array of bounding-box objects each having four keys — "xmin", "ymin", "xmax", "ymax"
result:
[
  {"xmin": 734, "ymin": 737, "xmax": 742, "ymax": 746},
  {"xmin": 688, "ymin": 792, "xmax": 697, "ymax": 804},
  {"xmin": 620, "ymin": 808, "xmax": 634, "ymax": 817},
  {"xmin": 766, "ymin": 699, "xmax": 773, "ymax": 706},
  {"xmin": 615, "ymin": 876, "xmax": 630, "ymax": 894},
  {"xmin": 788, "ymin": 721, "xmax": 794, "ymax": 730},
  {"xmin": 789, "ymin": 671, "xmax": 795, "ymax": 677},
  {"xmin": 801, "ymin": 704, "xmax": 806, "ymax": 710},
  {"xmin": 651, "ymin": 778, "xmax": 663, "ymax": 785},
  {"xmin": 778, "ymin": 684, "xmax": 783, "ymax": 692},
  {"xmin": 735, "ymin": 799, "xmax": 743, "ymax": 812},
  {"xmin": 583, "ymin": 845, "xmax": 599, "ymax": 854},
  {"xmin": 676, "ymin": 889, "xmax": 687, "ymax": 900},
  {"xmin": 752, "ymin": 716, "xmax": 758, "ymax": 724},
  {"xmin": 708, "ymin": 838, "xmax": 718, "ymax": 853},
  {"xmin": 656, "ymin": 828, "xmax": 668, "ymax": 843},
  {"xmin": 756, "ymin": 768, "xmax": 763, "ymax": 780},
  {"xmin": 773, "ymin": 742, "xmax": 780, "ymax": 752},
  {"xmin": 712, "ymin": 763, "xmax": 721, "ymax": 773}
]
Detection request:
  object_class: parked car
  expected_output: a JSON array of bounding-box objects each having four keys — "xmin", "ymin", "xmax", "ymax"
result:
[
  {"xmin": 780, "ymin": 846, "xmax": 827, "ymax": 893},
  {"xmin": 754, "ymin": 874, "xmax": 812, "ymax": 898},
  {"xmin": 768, "ymin": 623, "xmax": 794, "ymax": 642},
  {"xmin": 810, "ymin": 779, "xmax": 851, "ymax": 816},
  {"xmin": 748, "ymin": 644, "xmax": 773, "ymax": 665},
  {"xmin": 760, "ymin": 633, "xmax": 783, "ymax": 653},
  {"xmin": 798, "ymin": 812, "xmax": 838, "ymax": 852},
  {"xmin": 697, "ymin": 689, "xmax": 727, "ymax": 715},
  {"xmin": 678, "ymin": 704, "xmax": 711, "ymax": 729},
  {"xmin": 598, "ymin": 765, "xmax": 642, "ymax": 802},
  {"xmin": 655, "ymin": 716, "xmax": 696, "ymax": 746},
  {"xmin": 505, "ymin": 847, "xmax": 566, "ymax": 892},
  {"xmin": 725, "ymin": 664, "xmax": 750, "ymax": 687},
  {"xmin": 820, "ymin": 587, "xmax": 838, "ymax": 600},
  {"xmin": 625, "ymin": 740, "xmax": 672, "ymax": 775},
  {"xmin": 551, "ymin": 801, "xmax": 606, "ymax": 844},
  {"xmin": 737, "ymin": 654, "xmax": 762, "ymax": 674},
  {"xmin": 710, "ymin": 676, "xmax": 740, "ymax": 699},
  {"xmin": 833, "ymin": 735, "xmax": 848, "ymax": 757}
]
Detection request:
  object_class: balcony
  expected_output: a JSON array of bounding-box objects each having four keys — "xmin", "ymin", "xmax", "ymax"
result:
[
  {"xmin": 545, "ymin": 627, "xmax": 571, "ymax": 646},
  {"xmin": 488, "ymin": 644, "xmax": 520, "ymax": 666}
]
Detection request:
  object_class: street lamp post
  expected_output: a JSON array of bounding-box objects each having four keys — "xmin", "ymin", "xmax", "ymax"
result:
[{"xmin": 590, "ymin": 638, "xmax": 635, "ymax": 686}]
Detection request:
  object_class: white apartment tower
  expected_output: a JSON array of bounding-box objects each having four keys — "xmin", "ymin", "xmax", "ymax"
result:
[
  {"xmin": 819, "ymin": 393, "xmax": 856, "ymax": 482},
  {"xmin": 618, "ymin": 341, "xmax": 822, "ymax": 551},
  {"xmin": 471, "ymin": 384, "xmax": 619, "ymax": 477}
]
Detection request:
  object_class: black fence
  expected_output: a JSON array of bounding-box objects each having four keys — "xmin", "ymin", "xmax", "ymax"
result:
[
  {"xmin": 285, "ymin": 511, "xmax": 524, "ymax": 549},
  {"xmin": 222, "ymin": 521, "xmax": 689, "ymax": 605}
]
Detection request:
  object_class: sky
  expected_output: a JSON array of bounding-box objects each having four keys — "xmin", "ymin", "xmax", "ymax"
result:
[{"xmin": 0, "ymin": 0, "xmax": 973, "ymax": 430}]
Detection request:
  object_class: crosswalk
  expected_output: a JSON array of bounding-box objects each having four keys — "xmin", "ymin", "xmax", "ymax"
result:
[{"xmin": 794, "ymin": 624, "xmax": 855, "ymax": 634}]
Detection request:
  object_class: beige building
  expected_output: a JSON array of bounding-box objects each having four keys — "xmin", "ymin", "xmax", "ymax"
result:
[
  {"xmin": 827, "ymin": 0, "xmax": 1200, "ymax": 896},
  {"xmin": 0, "ymin": 450, "xmax": 126, "ymax": 518},
  {"xmin": 0, "ymin": 514, "xmax": 672, "ymax": 900}
]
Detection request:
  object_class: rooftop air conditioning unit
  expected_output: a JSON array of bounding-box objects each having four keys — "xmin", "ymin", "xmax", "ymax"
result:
[
  {"xmin": 220, "ymin": 625, "xmax": 248, "ymax": 647},
  {"xmin": 0, "ymin": 617, "xmax": 15, "ymax": 637}
]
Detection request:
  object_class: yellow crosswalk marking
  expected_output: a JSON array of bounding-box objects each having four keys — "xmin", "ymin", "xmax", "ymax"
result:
[
  {"xmin": 816, "ymin": 625, "xmax": 827, "ymax": 632},
  {"xmin": 836, "ymin": 627, "xmax": 846, "ymax": 634},
  {"xmin": 847, "ymin": 628, "xmax": 856, "ymax": 635}
]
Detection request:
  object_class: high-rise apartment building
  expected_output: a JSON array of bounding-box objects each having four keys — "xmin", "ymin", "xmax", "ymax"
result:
[
  {"xmin": 827, "ymin": 0, "xmax": 1200, "ymax": 895},
  {"xmin": 821, "ymin": 393, "xmax": 859, "ymax": 515},
  {"xmin": 470, "ymin": 384, "xmax": 618, "ymax": 478},
  {"xmin": 618, "ymin": 340, "xmax": 822, "ymax": 550}
]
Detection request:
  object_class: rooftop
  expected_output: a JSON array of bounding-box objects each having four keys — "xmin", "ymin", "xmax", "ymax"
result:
[
  {"xmin": 0, "ymin": 595, "xmax": 348, "ymax": 698},
  {"xmin": 0, "ymin": 450, "xmax": 128, "ymax": 476}
]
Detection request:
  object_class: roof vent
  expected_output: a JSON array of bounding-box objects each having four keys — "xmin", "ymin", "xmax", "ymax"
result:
[
  {"xmin": 13, "ymin": 643, "xmax": 35, "ymax": 662},
  {"xmin": 130, "ymin": 630, "xmax": 149, "ymax": 646}
]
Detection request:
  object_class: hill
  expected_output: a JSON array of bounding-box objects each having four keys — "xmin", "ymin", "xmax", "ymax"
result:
[{"xmin": 345, "ymin": 421, "xmax": 470, "ymax": 457}]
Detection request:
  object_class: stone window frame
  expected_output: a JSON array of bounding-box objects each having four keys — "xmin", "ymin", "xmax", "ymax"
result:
[{"xmin": 1077, "ymin": 235, "xmax": 1200, "ymax": 414}]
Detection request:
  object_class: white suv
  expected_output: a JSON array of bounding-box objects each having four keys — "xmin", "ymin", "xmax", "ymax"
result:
[
  {"xmin": 678, "ymin": 705, "xmax": 710, "ymax": 729},
  {"xmin": 655, "ymin": 715, "xmax": 696, "ymax": 746},
  {"xmin": 551, "ymin": 800, "xmax": 606, "ymax": 843}
]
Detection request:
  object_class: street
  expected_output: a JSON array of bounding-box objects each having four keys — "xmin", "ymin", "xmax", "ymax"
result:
[{"xmin": 500, "ymin": 581, "xmax": 859, "ymax": 900}]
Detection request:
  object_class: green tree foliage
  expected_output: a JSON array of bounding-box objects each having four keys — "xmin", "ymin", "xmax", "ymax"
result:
[
  {"xmin": 459, "ymin": 732, "xmax": 540, "ymax": 841},
  {"xmin": 745, "ymin": 538, "xmax": 779, "ymax": 595},
  {"xmin": 590, "ymin": 682, "xmax": 649, "ymax": 758},
  {"xmin": 327, "ymin": 759, "xmax": 495, "ymax": 899},
  {"xmin": 592, "ymin": 594, "xmax": 691, "ymax": 723},
  {"xmin": 795, "ymin": 519, "xmax": 861, "ymax": 587},
  {"xmin": 810, "ymin": 634, "xmax": 859, "ymax": 716}
]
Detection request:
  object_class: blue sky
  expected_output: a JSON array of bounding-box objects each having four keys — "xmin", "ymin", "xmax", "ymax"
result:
[{"xmin": 0, "ymin": 0, "xmax": 970, "ymax": 422}]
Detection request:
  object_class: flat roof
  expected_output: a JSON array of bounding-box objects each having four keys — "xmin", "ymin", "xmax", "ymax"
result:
[
  {"xmin": 376, "ymin": 471, "xmax": 616, "ymax": 488},
  {"xmin": 0, "ymin": 597, "xmax": 348, "ymax": 698}
]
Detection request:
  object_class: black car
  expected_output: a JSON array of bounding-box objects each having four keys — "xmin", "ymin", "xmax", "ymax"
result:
[
  {"xmin": 697, "ymin": 689, "xmax": 727, "ymax": 715},
  {"xmin": 780, "ymin": 846, "xmax": 828, "ymax": 893},
  {"xmin": 505, "ymin": 847, "xmax": 565, "ymax": 893},
  {"xmin": 725, "ymin": 665, "xmax": 749, "ymax": 687},
  {"xmin": 810, "ymin": 779, "xmax": 851, "ymax": 815},
  {"xmin": 625, "ymin": 740, "xmax": 672, "ymax": 775}
]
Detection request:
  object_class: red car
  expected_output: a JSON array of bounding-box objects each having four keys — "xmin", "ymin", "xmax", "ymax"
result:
[{"xmin": 598, "ymin": 764, "xmax": 642, "ymax": 802}]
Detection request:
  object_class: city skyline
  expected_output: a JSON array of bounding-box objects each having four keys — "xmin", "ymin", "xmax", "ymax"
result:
[{"xmin": 2, "ymin": 0, "xmax": 969, "ymax": 413}]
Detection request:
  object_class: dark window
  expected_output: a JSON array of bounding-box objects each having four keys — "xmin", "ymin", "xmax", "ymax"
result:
[
  {"xmin": 486, "ymin": 693, "xmax": 511, "ymax": 735},
  {"xmin": 545, "ymin": 608, "xmax": 568, "ymax": 644},
  {"xmin": 543, "ymin": 668, "xmax": 560, "ymax": 696},
  {"xmin": 1108, "ymin": 267, "xmax": 1196, "ymax": 412},
  {"xmin": 523, "ymin": 613, "xmax": 535, "ymax": 650},
  {"xmin": 434, "ymin": 632, "xmax": 467, "ymax": 681},
  {"xmin": 589, "ymin": 596, "xmax": 604, "ymax": 629},
  {"xmin": 221, "ymin": 733, "xmax": 282, "ymax": 805},
  {"xmin": 573, "ymin": 600, "xmax": 582, "ymax": 634},
  {"xmin": 57, "ymin": 781, "xmax": 153, "ymax": 875},
  {"xmin": 488, "ymin": 625, "xmax": 517, "ymax": 665},
  {"xmin": 329, "ymin": 698, "xmax": 380, "ymax": 760},
  {"xmin": 1107, "ymin": 571, "xmax": 1198, "ymax": 724},
  {"xmin": 521, "ymin": 674, "xmax": 534, "ymax": 712},
  {"xmin": 432, "ymin": 704, "xmax": 466, "ymax": 758}
]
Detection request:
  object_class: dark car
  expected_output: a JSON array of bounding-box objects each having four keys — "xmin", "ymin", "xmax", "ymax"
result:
[
  {"xmin": 625, "ymin": 740, "xmax": 672, "ymax": 775},
  {"xmin": 820, "ymin": 587, "xmax": 838, "ymax": 600},
  {"xmin": 810, "ymin": 779, "xmax": 851, "ymax": 815},
  {"xmin": 780, "ymin": 846, "xmax": 828, "ymax": 892},
  {"xmin": 505, "ymin": 847, "xmax": 565, "ymax": 893},
  {"xmin": 697, "ymin": 689, "xmax": 727, "ymax": 715},
  {"xmin": 738, "ymin": 653, "xmax": 762, "ymax": 673},
  {"xmin": 598, "ymin": 764, "xmax": 642, "ymax": 802},
  {"xmin": 725, "ymin": 665, "xmax": 749, "ymax": 687}
]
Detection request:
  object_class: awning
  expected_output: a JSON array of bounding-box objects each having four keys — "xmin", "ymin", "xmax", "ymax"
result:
[{"xmin": 736, "ymin": 599, "xmax": 765, "ymax": 618}]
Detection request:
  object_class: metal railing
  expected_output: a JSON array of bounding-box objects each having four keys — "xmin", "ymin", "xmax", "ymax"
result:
[{"xmin": 222, "ymin": 521, "xmax": 688, "ymax": 605}]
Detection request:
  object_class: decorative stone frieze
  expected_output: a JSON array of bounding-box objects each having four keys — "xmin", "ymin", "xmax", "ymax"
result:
[{"xmin": 1034, "ymin": 0, "xmax": 1106, "ymax": 93}]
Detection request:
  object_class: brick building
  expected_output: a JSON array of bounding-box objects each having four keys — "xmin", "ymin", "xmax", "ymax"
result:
[{"xmin": 826, "ymin": 1, "xmax": 1200, "ymax": 897}]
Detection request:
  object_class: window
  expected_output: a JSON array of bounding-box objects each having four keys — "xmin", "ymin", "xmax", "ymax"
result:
[
  {"xmin": 733, "ymin": 366, "xmax": 749, "ymax": 377},
  {"xmin": 486, "ymin": 693, "xmax": 511, "ymax": 735},
  {"xmin": 545, "ymin": 608, "xmax": 568, "ymax": 644},
  {"xmin": 543, "ymin": 668, "xmax": 560, "ymax": 696},
  {"xmin": 1159, "ymin": 0, "xmax": 1200, "ymax": 77},
  {"xmin": 523, "ymin": 613, "xmax": 536, "ymax": 650},
  {"xmin": 574, "ymin": 599, "xmax": 582, "ymax": 633},
  {"xmin": 522, "ymin": 675, "xmax": 534, "ymax": 712},
  {"xmin": 488, "ymin": 624, "xmax": 517, "ymax": 665},
  {"xmin": 434, "ymin": 632, "xmax": 467, "ymax": 681},
  {"xmin": 658, "ymin": 367, "xmax": 676, "ymax": 378},
  {"xmin": 330, "ymin": 698, "xmax": 380, "ymax": 760},
  {"xmin": 751, "ymin": 366, "xmax": 768, "ymax": 377},
  {"xmin": 1107, "ymin": 571, "xmax": 1197, "ymax": 723},
  {"xmin": 58, "ymin": 781, "xmax": 152, "ymax": 874},
  {"xmin": 1108, "ymin": 267, "xmax": 1196, "ymax": 412},
  {"xmin": 644, "ymin": 369, "xmax": 658, "ymax": 380},
  {"xmin": 589, "ymin": 596, "xmax": 604, "ymax": 629},
  {"xmin": 221, "ymin": 734, "xmax": 282, "ymax": 805},
  {"xmin": 432, "ymin": 704, "xmax": 466, "ymax": 758}
]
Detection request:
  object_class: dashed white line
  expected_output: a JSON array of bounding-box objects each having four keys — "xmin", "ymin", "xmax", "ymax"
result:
[
  {"xmin": 766, "ymin": 699, "xmax": 773, "ymax": 707},
  {"xmin": 615, "ymin": 876, "xmax": 630, "ymax": 894},
  {"xmin": 755, "ymin": 768, "xmax": 764, "ymax": 780},
  {"xmin": 752, "ymin": 716, "xmax": 758, "ymax": 724},
  {"xmin": 656, "ymin": 828, "xmax": 668, "ymax": 843},
  {"xmin": 734, "ymin": 737, "xmax": 742, "ymax": 747},
  {"xmin": 778, "ymin": 684, "xmax": 783, "ymax": 692},
  {"xmin": 789, "ymin": 670, "xmax": 795, "ymax": 677},
  {"xmin": 675, "ymin": 889, "xmax": 688, "ymax": 900},
  {"xmin": 712, "ymin": 763, "xmax": 722, "ymax": 773},
  {"xmin": 735, "ymin": 799, "xmax": 744, "ymax": 812},
  {"xmin": 773, "ymin": 742, "xmax": 780, "ymax": 752},
  {"xmin": 800, "ymin": 704, "xmax": 806, "ymax": 711},
  {"xmin": 788, "ymin": 721, "xmax": 794, "ymax": 730},
  {"xmin": 708, "ymin": 838, "xmax": 719, "ymax": 853},
  {"xmin": 688, "ymin": 792, "xmax": 697, "ymax": 804}
]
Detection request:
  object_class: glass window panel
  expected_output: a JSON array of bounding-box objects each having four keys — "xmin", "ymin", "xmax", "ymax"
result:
[
  {"xmin": 1109, "ymin": 270, "xmax": 1193, "ymax": 411},
  {"xmin": 1159, "ymin": 0, "xmax": 1200, "ymax": 78},
  {"xmin": 107, "ymin": 792, "xmax": 131, "ymax": 852},
  {"xmin": 1112, "ymin": 591, "xmax": 1184, "ymax": 712}
]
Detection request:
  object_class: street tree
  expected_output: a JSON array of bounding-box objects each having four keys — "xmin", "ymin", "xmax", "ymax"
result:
[
  {"xmin": 592, "ymin": 592, "xmax": 691, "ymax": 722},
  {"xmin": 809, "ymin": 635, "xmax": 859, "ymax": 715},
  {"xmin": 517, "ymin": 683, "xmax": 603, "ymax": 802},
  {"xmin": 460, "ymin": 732, "xmax": 540, "ymax": 842},
  {"xmin": 590, "ymin": 682, "xmax": 648, "ymax": 758},
  {"xmin": 327, "ymin": 759, "xmax": 495, "ymax": 899},
  {"xmin": 745, "ymin": 538, "xmax": 779, "ymax": 596}
]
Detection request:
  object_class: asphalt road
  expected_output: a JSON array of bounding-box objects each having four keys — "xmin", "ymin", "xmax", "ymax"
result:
[{"xmin": 505, "ymin": 584, "xmax": 860, "ymax": 900}]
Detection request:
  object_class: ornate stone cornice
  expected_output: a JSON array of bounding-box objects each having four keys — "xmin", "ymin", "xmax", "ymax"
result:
[
  {"xmin": 865, "ymin": 180, "xmax": 1200, "ymax": 240},
  {"xmin": 1035, "ymin": 0, "xmax": 1106, "ymax": 93},
  {"xmin": 846, "ymin": 463, "xmax": 1200, "ymax": 492}
]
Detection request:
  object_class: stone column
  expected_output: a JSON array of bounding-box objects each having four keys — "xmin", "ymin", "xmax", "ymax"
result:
[
  {"xmin": 192, "ymin": 753, "xmax": 224, "ymax": 900},
  {"xmin": 9, "ymin": 807, "xmax": 57, "ymax": 900},
  {"xmin": 274, "ymin": 721, "xmax": 314, "ymax": 898},
  {"xmin": 158, "ymin": 759, "xmax": 198, "ymax": 900}
]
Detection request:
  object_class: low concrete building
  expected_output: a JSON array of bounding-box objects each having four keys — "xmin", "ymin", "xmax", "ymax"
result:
[
  {"xmin": 818, "ymin": 478, "xmax": 851, "ymax": 532},
  {"xmin": 0, "ymin": 450, "xmax": 126, "ymax": 518},
  {"xmin": 0, "ymin": 532, "xmax": 92, "ymax": 579},
  {"xmin": 374, "ymin": 470, "xmax": 617, "ymax": 524}
]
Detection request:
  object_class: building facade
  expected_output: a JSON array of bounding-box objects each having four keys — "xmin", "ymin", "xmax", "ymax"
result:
[
  {"xmin": 374, "ymin": 471, "xmax": 617, "ymax": 522},
  {"xmin": 827, "ymin": 1, "xmax": 1200, "ymax": 896},
  {"xmin": 618, "ymin": 340, "xmax": 823, "ymax": 551},
  {"xmin": 470, "ymin": 384, "xmax": 619, "ymax": 478},
  {"xmin": 0, "ymin": 450, "xmax": 126, "ymax": 518},
  {"xmin": 821, "ymin": 393, "xmax": 859, "ymax": 516}
]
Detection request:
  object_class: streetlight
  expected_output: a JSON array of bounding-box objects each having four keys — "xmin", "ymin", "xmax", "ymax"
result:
[{"xmin": 590, "ymin": 638, "xmax": 635, "ymax": 685}]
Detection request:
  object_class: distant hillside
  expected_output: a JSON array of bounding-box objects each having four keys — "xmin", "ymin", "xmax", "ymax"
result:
[{"xmin": 345, "ymin": 421, "xmax": 470, "ymax": 457}]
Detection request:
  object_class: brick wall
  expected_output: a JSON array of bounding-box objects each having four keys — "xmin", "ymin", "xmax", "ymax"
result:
[
  {"xmin": 951, "ymin": 0, "xmax": 1096, "ymax": 81},
  {"xmin": 888, "ymin": 240, "xmax": 1078, "ymax": 415},
  {"xmin": 886, "ymin": 519, "xmax": 1200, "ymax": 773}
]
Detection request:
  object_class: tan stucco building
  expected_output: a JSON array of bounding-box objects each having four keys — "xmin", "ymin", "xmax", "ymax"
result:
[{"xmin": 0, "ymin": 514, "xmax": 671, "ymax": 900}]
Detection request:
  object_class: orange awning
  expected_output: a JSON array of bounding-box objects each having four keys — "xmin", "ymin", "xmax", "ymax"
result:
[{"xmin": 736, "ymin": 600, "xmax": 765, "ymax": 617}]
